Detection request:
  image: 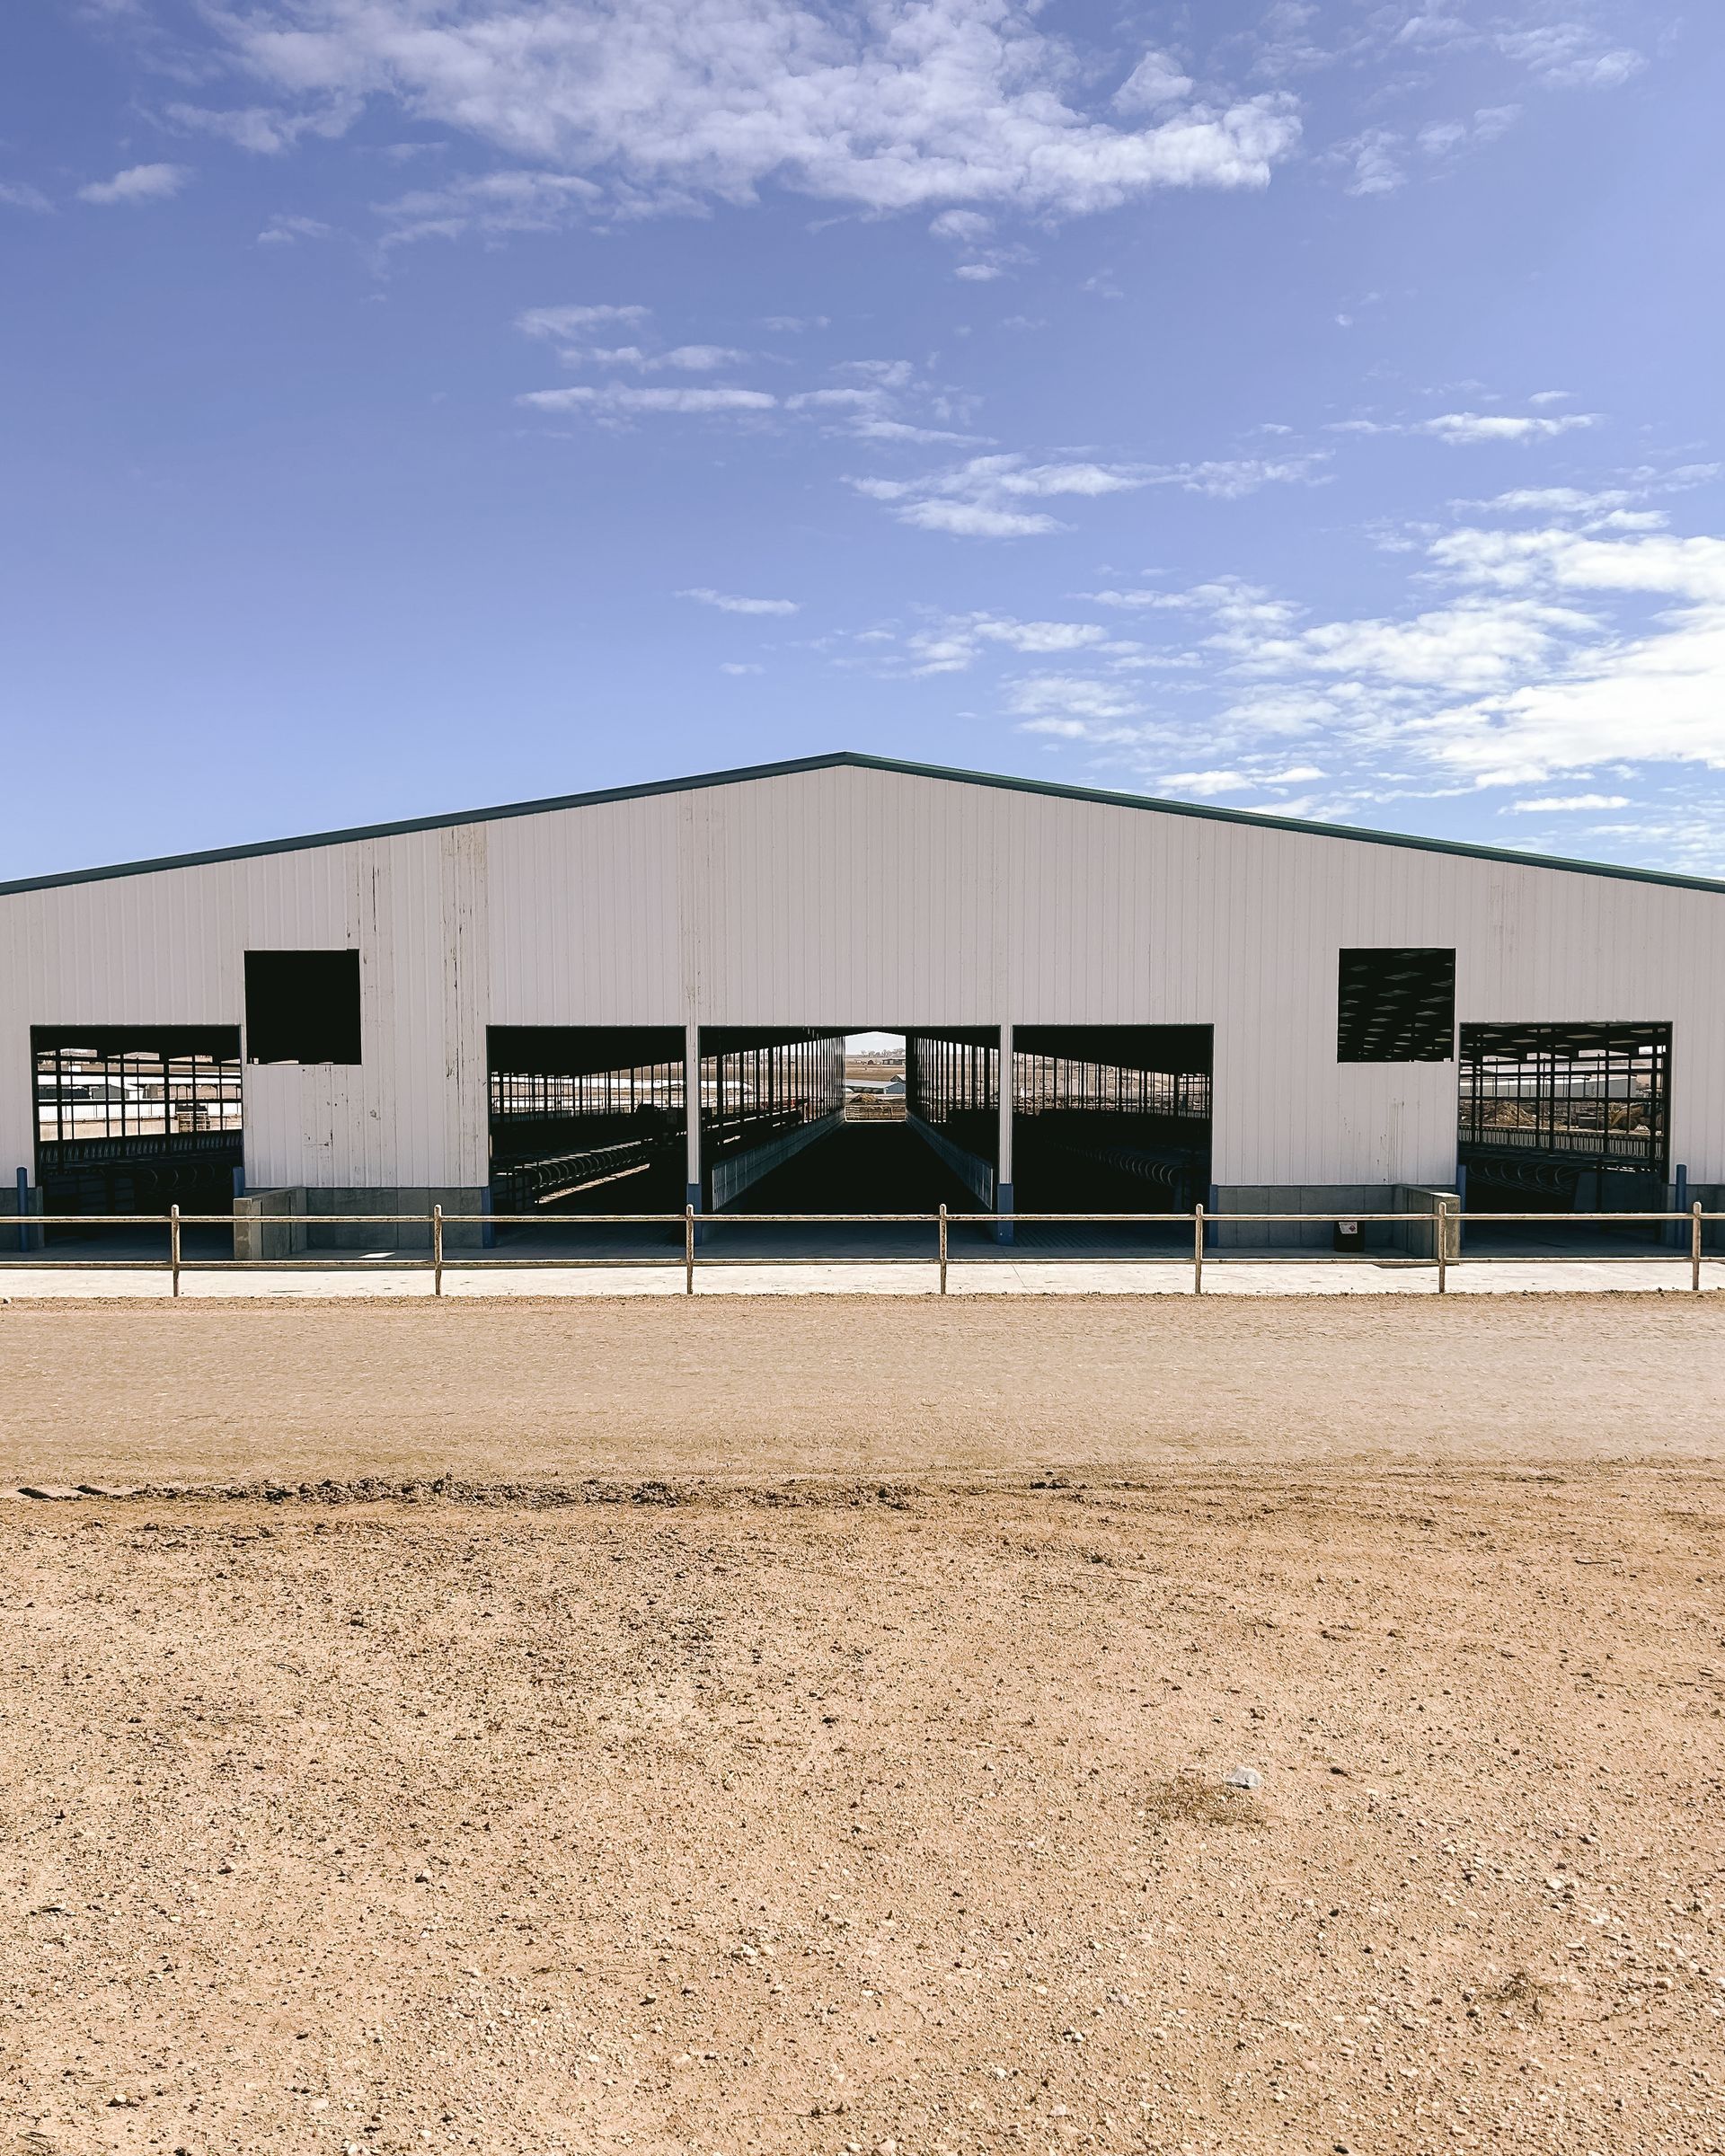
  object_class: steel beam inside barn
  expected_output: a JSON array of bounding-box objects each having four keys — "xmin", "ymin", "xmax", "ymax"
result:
[{"xmin": 4, "ymin": 751, "xmax": 1724, "ymax": 1254}]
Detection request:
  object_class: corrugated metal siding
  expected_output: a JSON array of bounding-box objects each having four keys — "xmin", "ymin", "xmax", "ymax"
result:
[{"xmin": 4, "ymin": 762, "xmax": 1723, "ymax": 1189}]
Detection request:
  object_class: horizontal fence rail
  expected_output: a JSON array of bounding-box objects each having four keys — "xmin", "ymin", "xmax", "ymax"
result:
[{"xmin": 1, "ymin": 1201, "xmax": 1718, "ymax": 1297}]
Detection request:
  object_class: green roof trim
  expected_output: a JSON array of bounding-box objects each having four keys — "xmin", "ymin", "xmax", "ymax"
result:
[{"xmin": 2, "ymin": 748, "xmax": 1721, "ymax": 897}]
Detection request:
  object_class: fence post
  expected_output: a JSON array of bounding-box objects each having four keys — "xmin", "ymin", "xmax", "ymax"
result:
[
  {"xmin": 685, "ymin": 1204, "xmax": 695, "ymax": 1296},
  {"xmin": 1435, "ymin": 1200, "xmax": 1446, "ymax": 1295},
  {"xmin": 938, "ymin": 1204, "xmax": 948, "ymax": 1296},
  {"xmin": 1193, "ymin": 1203, "xmax": 1204, "ymax": 1295},
  {"xmin": 170, "ymin": 1204, "xmax": 181, "ymax": 1298},
  {"xmin": 1693, "ymin": 1200, "xmax": 1703, "ymax": 1293},
  {"xmin": 432, "ymin": 1203, "xmax": 444, "ymax": 1298}
]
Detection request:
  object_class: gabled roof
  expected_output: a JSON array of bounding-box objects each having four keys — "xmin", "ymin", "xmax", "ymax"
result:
[{"xmin": 1, "ymin": 748, "xmax": 1720, "ymax": 897}]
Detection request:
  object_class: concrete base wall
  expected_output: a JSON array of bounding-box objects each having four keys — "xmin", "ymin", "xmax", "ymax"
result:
[
  {"xmin": 1398, "ymin": 1186, "xmax": 1463, "ymax": 1260},
  {"xmin": 1213, "ymin": 1183, "xmax": 1459, "ymax": 1255},
  {"xmin": 907, "ymin": 1114, "xmax": 995, "ymax": 1208},
  {"xmin": 710, "ymin": 1112, "xmax": 842, "ymax": 1210},
  {"xmin": 238, "ymin": 1188, "xmax": 490, "ymax": 1251},
  {"xmin": 232, "ymin": 1188, "xmax": 309, "ymax": 1261}
]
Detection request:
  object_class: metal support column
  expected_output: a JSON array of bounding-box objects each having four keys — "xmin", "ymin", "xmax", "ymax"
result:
[
  {"xmin": 684, "ymin": 1021, "xmax": 702, "ymax": 1215},
  {"xmin": 995, "ymin": 1021, "xmax": 1013, "ymax": 1245}
]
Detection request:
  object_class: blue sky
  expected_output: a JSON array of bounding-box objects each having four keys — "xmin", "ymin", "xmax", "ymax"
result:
[{"xmin": 3, "ymin": 0, "xmax": 1721, "ymax": 879}]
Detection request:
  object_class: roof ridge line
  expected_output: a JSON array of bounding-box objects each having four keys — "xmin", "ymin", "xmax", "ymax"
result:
[{"xmin": 1, "ymin": 748, "xmax": 1719, "ymax": 899}]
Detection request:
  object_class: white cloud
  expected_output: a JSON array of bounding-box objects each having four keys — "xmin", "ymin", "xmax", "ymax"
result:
[
  {"xmin": 1430, "ymin": 526, "xmax": 1725, "ymax": 605},
  {"xmin": 377, "ymin": 169, "xmax": 601, "ymax": 243},
  {"xmin": 517, "ymin": 303, "xmax": 650, "ymax": 338},
  {"xmin": 1498, "ymin": 24, "xmax": 1644, "ymax": 90},
  {"xmin": 1158, "ymin": 764, "xmax": 1324, "ymax": 795},
  {"xmin": 848, "ymin": 418, "xmax": 982, "ymax": 445},
  {"xmin": 1179, "ymin": 523, "xmax": 1725, "ymax": 794},
  {"xmin": 1505, "ymin": 794, "xmax": 1631, "ymax": 813},
  {"xmin": 0, "ymin": 180, "xmax": 53, "ymax": 213},
  {"xmin": 571, "ymin": 341, "xmax": 751, "ymax": 371},
  {"xmin": 681, "ymin": 587, "xmax": 799, "ymax": 614},
  {"xmin": 1420, "ymin": 410, "xmax": 1597, "ymax": 444},
  {"xmin": 657, "ymin": 343, "xmax": 749, "ymax": 370},
  {"xmin": 207, "ymin": 0, "xmax": 1301, "ymax": 221},
  {"xmin": 1240, "ymin": 597, "xmax": 1594, "ymax": 690},
  {"xmin": 1010, "ymin": 673, "xmax": 1146, "ymax": 723},
  {"xmin": 1081, "ymin": 587, "xmax": 1194, "ymax": 611},
  {"xmin": 1338, "ymin": 128, "xmax": 1403, "ymax": 196},
  {"xmin": 258, "ymin": 212, "xmax": 333, "ymax": 243},
  {"xmin": 853, "ymin": 452, "xmax": 1145, "ymax": 537},
  {"xmin": 1115, "ymin": 50, "xmax": 1195, "ymax": 114},
  {"xmin": 77, "ymin": 163, "xmax": 190, "ymax": 206},
  {"xmin": 167, "ymin": 97, "xmax": 358, "ymax": 154},
  {"xmin": 887, "ymin": 498, "xmax": 1063, "ymax": 537},
  {"xmin": 1148, "ymin": 453, "xmax": 1329, "ymax": 499},
  {"xmin": 720, "ymin": 661, "xmax": 765, "ymax": 674},
  {"xmin": 1414, "ymin": 103, "xmax": 1523, "ymax": 163},
  {"xmin": 906, "ymin": 614, "xmax": 1116, "ymax": 673},
  {"xmin": 928, "ymin": 208, "xmax": 992, "ymax": 243},
  {"xmin": 1474, "ymin": 485, "xmax": 1632, "ymax": 517},
  {"xmin": 519, "ymin": 384, "xmax": 776, "ymax": 415}
]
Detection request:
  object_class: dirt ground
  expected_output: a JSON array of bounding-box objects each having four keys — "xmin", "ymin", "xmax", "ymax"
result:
[
  {"xmin": 2, "ymin": 1300, "xmax": 1723, "ymax": 2155},
  {"xmin": 4, "ymin": 1294, "xmax": 1725, "ymax": 1487}
]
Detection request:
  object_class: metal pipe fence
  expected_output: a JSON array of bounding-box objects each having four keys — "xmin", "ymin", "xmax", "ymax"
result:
[{"xmin": 1, "ymin": 1199, "xmax": 1717, "ymax": 1296}]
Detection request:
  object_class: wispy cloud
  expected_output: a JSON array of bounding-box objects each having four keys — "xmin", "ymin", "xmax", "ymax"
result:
[
  {"xmin": 850, "ymin": 445, "xmax": 1322, "ymax": 537},
  {"xmin": 1010, "ymin": 675, "xmax": 1148, "ymax": 724},
  {"xmin": 1497, "ymin": 24, "xmax": 1644, "ymax": 90},
  {"xmin": 596, "ymin": 343, "xmax": 749, "ymax": 372},
  {"xmin": 257, "ymin": 212, "xmax": 333, "ymax": 244},
  {"xmin": 0, "ymin": 179, "xmax": 53, "ymax": 213},
  {"xmin": 1337, "ymin": 128, "xmax": 1405, "ymax": 197},
  {"xmin": 77, "ymin": 163, "xmax": 190, "ymax": 206},
  {"xmin": 854, "ymin": 454, "xmax": 1144, "ymax": 537},
  {"xmin": 904, "ymin": 614, "xmax": 1124, "ymax": 673},
  {"xmin": 167, "ymin": 97, "xmax": 358, "ymax": 155},
  {"xmin": 517, "ymin": 303, "xmax": 650, "ymax": 339},
  {"xmin": 680, "ymin": 588, "xmax": 799, "ymax": 615},
  {"xmin": 1149, "ymin": 453, "xmax": 1329, "ymax": 498},
  {"xmin": 1157, "ymin": 764, "xmax": 1324, "ymax": 796},
  {"xmin": 376, "ymin": 170, "xmax": 601, "ymax": 243},
  {"xmin": 519, "ymin": 384, "xmax": 777, "ymax": 416},
  {"xmin": 1505, "ymin": 793, "xmax": 1631, "ymax": 813}
]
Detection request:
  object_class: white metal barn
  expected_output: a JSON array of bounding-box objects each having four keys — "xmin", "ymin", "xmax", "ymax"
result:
[{"xmin": 2, "ymin": 751, "xmax": 1720, "ymax": 1250}]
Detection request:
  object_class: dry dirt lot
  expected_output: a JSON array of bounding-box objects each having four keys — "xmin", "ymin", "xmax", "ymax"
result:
[
  {"xmin": 4, "ymin": 1294, "xmax": 1725, "ymax": 1487},
  {"xmin": 2, "ymin": 1298, "xmax": 1723, "ymax": 2156}
]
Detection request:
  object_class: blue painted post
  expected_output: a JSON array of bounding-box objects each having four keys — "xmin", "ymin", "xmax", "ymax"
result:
[
  {"xmin": 15, "ymin": 1167, "xmax": 26, "ymax": 1256},
  {"xmin": 481, "ymin": 1185, "xmax": 494, "ymax": 1251},
  {"xmin": 1455, "ymin": 1162, "xmax": 1467, "ymax": 1254},
  {"xmin": 232, "ymin": 1163, "xmax": 246, "ymax": 1201},
  {"xmin": 1674, "ymin": 1163, "xmax": 1688, "ymax": 1252}
]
